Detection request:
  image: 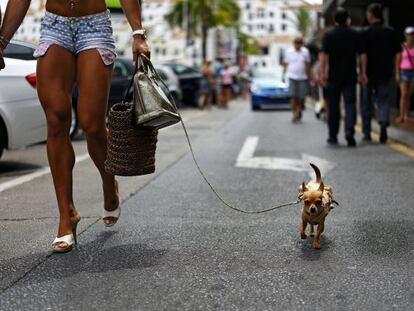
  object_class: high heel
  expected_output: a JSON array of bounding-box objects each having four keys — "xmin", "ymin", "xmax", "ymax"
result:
[
  {"xmin": 103, "ymin": 180, "xmax": 120, "ymax": 227},
  {"xmin": 52, "ymin": 221, "xmax": 79, "ymax": 253}
]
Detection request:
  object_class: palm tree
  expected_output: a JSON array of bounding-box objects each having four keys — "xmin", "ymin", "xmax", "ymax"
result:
[
  {"xmin": 291, "ymin": 7, "xmax": 312, "ymax": 38},
  {"xmin": 165, "ymin": 0, "xmax": 240, "ymax": 60}
]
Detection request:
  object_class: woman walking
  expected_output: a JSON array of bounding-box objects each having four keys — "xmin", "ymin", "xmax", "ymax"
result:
[
  {"xmin": 198, "ymin": 60, "xmax": 214, "ymax": 110},
  {"xmin": 396, "ymin": 26, "xmax": 414, "ymax": 123},
  {"xmin": 0, "ymin": 0, "xmax": 150, "ymax": 253},
  {"xmin": 220, "ymin": 63, "xmax": 233, "ymax": 109}
]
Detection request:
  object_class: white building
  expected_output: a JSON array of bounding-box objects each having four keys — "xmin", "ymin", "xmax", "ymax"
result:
[
  {"xmin": 8, "ymin": 0, "xmax": 320, "ymax": 69},
  {"xmin": 11, "ymin": 0, "xmax": 44, "ymax": 44},
  {"xmin": 238, "ymin": 0, "xmax": 320, "ymax": 70}
]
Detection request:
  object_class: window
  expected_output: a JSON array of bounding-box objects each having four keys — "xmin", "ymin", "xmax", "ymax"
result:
[
  {"xmin": 261, "ymin": 46, "xmax": 269, "ymax": 55},
  {"xmin": 246, "ymin": 3, "xmax": 250, "ymax": 9},
  {"xmin": 3, "ymin": 42, "xmax": 36, "ymax": 60},
  {"xmin": 157, "ymin": 69, "xmax": 168, "ymax": 81},
  {"xmin": 269, "ymin": 12, "xmax": 274, "ymax": 18},
  {"xmin": 282, "ymin": 12, "xmax": 287, "ymax": 19},
  {"xmin": 112, "ymin": 60, "xmax": 129, "ymax": 78},
  {"xmin": 269, "ymin": 24, "xmax": 274, "ymax": 33},
  {"xmin": 281, "ymin": 23, "xmax": 287, "ymax": 31}
]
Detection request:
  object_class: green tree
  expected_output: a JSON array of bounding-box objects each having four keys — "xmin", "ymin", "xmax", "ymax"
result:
[
  {"xmin": 165, "ymin": 0, "xmax": 241, "ymax": 60},
  {"xmin": 291, "ymin": 7, "xmax": 312, "ymax": 38}
]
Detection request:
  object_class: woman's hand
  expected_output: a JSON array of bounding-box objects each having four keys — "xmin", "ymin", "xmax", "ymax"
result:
[{"xmin": 132, "ymin": 35, "xmax": 150, "ymax": 62}]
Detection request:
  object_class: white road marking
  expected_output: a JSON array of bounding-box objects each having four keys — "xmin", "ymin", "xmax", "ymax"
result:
[
  {"xmin": 236, "ymin": 136, "xmax": 335, "ymax": 178},
  {"xmin": 0, "ymin": 153, "xmax": 90, "ymax": 193}
]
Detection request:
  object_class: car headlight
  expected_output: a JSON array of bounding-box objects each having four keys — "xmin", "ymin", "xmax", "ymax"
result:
[{"xmin": 251, "ymin": 84, "xmax": 262, "ymax": 93}]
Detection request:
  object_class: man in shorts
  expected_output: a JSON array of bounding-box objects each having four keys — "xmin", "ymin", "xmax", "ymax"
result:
[{"xmin": 283, "ymin": 36, "xmax": 312, "ymax": 123}]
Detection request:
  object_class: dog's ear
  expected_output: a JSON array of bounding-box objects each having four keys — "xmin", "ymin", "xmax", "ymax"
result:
[
  {"xmin": 318, "ymin": 181, "xmax": 324, "ymax": 192},
  {"xmin": 301, "ymin": 182, "xmax": 308, "ymax": 192}
]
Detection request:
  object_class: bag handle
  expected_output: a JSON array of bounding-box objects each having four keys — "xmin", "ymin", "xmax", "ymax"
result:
[{"xmin": 121, "ymin": 54, "xmax": 179, "ymax": 111}]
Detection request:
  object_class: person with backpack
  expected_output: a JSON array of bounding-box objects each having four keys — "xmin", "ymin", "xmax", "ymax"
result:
[{"xmin": 395, "ymin": 26, "xmax": 414, "ymax": 124}]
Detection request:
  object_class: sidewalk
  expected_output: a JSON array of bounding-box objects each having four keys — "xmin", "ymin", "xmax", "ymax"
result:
[{"xmin": 386, "ymin": 109, "xmax": 414, "ymax": 148}]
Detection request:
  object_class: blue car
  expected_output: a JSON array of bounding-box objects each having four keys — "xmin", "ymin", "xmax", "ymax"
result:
[{"xmin": 250, "ymin": 69, "xmax": 290, "ymax": 110}]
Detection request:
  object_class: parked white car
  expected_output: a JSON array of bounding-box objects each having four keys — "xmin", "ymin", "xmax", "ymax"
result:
[{"xmin": 0, "ymin": 57, "xmax": 47, "ymax": 159}]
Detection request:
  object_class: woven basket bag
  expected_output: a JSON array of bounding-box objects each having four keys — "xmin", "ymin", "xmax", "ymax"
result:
[{"xmin": 104, "ymin": 102, "xmax": 158, "ymax": 176}]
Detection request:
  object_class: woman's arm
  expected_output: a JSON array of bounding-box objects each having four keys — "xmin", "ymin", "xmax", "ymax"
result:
[
  {"xmin": 0, "ymin": 0, "xmax": 31, "ymax": 69},
  {"xmin": 395, "ymin": 52, "xmax": 402, "ymax": 84},
  {"xmin": 120, "ymin": 0, "xmax": 150, "ymax": 61}
]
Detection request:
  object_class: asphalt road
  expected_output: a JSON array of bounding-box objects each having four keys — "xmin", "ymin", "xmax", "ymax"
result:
[{"xmin": 1, "ymin": 100, "xmax": 414, "ymax": 310}]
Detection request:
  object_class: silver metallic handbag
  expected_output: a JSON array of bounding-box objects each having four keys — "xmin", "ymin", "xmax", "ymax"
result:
[{"xmin": 130, "ymin": 54, "xmax": 181, "ymax": 130}]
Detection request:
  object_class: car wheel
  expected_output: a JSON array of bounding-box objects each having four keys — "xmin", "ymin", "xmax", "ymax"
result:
[
  {"xmin": 251, "ymin": 105, "xmax": 260, "ymax": 111},
  {"xmin": 70, "ymin": 105, "xmax": 79, "ymax": 139},
  {"xmin": 0, "ymin": 119, "xmax": 6, "ymax": 160}
]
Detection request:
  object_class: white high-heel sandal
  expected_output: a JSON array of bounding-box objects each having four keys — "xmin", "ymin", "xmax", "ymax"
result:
[
  {"xmin": 103, "ymin": 180, "xmax": 120, "ymax": 227},
  {"xmin": 52, "ymin": 227, "xmax": 78, "ymax": 253}
]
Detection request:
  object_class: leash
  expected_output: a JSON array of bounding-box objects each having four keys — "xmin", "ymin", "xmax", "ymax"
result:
[
  {"xmin": 178, "ymin": 115, "xmax": 300, "ymax": 214},
  {"xmin": 135, "ymin": 54, "xmax": 300, "ymax": 214}
]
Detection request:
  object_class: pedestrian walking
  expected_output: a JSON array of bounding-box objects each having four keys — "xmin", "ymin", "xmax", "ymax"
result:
[
  {"xmin": 214, "ymin": 58, "xmax": 225, "ymax": 107},
  {"xmin": 360, "ymin": 3, "xmax": 402, "ymax": 143},
  {"xmin": 199, "ymin": 60, "xmax": 214, "ymax": 110},
  {"xmin": 0, "ymin": 0, "xmax": 150, "ymax": 253},
  {"xmin": 395, "ymin": 26, "xmax": 414, "ymax": 124},
  {"xmin": 283, "ymin": 36, "xmax": 312, "ymax": 123},
  {"xmin": 320, "ymin": 7, "xmax": 367, "ymax": 147},
  {"xmin": 220, "ymin": 62, "xmax": 234, "ymax": 109}
]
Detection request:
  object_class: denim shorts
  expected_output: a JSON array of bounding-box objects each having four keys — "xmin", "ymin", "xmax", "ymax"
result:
[
  {"xmin": 34, "ymin": 10, "xmax": 117, "ymax": 66},
  {"xmin": 400, "ymin": 69, "xmax": 414, "ymax": 82}
]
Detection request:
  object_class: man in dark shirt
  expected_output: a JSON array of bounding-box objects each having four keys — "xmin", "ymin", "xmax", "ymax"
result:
[
  {"xmin": 320, "ymin": 8, "xmax": 367, "ymax": 147},
  {"xmin": 360, "ymin": 3, "xmax": 402, "ymax": 143}
]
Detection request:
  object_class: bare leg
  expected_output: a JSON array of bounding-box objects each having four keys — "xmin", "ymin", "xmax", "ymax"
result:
[
  {"xmin": 291, "ymin": 96, "xmax": 299, "ymax": 122},
  {"xmin": 206, "ymin": 93, "xmax": 212, "ymax": 110},
  {"xmin": 76, "ymin": 50, "xmax": 118, "ymax": 224},
  {"xmin": 37, "ymin": 45, "xmax": 80, "ymax": 238},
  {"xmin": 198, "ymin": 94, "xmax": 206, "ymax": 110},
  {"xmin": 397, "ymin": 81, "xmax": 409, "ymax": 123}
]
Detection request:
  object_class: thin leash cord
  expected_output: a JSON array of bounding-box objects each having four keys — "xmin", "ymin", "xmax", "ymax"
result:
[
  {"xmin": 136, "ymin": 54, "xmax": 300, "ymax": 214},
  {"xmin": 177, "ymin": 115, "xmax": 300, "ymax": 214}
]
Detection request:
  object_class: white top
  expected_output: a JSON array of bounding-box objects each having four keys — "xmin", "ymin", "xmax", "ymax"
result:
[{"xmin": 284, "ymin": 47, "xmax": 311, "ymax": 81}]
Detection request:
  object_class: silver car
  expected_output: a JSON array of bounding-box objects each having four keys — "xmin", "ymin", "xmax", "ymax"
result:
[
  {"xmin": 0, "ymin": 55, "xmax": 47, "ymax": 160},
  {"xmin": 155, "ymin": 65, "xmax": 183, "ymax": 107}
]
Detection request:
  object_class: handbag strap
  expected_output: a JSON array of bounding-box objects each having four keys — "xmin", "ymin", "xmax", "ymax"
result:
[{"xmin": 121, "ymin": 54, "xmax": 178, "ymax": 109}]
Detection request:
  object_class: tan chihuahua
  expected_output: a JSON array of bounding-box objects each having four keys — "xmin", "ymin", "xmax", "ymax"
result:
[{"xmin": 298, "ymin": 163, "xmax": 338, "ymax": 249}]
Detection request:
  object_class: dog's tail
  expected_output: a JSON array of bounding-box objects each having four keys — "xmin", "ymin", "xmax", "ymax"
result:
[{"xmin": 309, "ymin": 163, "xmax": 322, "ymax": 184}]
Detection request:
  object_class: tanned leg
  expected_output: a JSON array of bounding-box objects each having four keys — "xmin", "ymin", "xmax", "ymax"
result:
[
  {"xmin": 37, "ymin": 45, "xmax": 80, "ymax": 239},
  {"xmin": 300, "ymin": 219, "xmax": 307, "ymax": 239},
  {"xmin": 397, "ymin": 81, "xmax": 409, "ymax": 123},
  {"xmin": 313, "ymin": 221, "xmax": 325, "ymax": 249},
  {"xmin": 75, "ymin": 50, "xmax": 117, "ymax": 224},
  {"xmin": 291, "ymin": 96, "xmax": 299, "ymax": 122}
]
